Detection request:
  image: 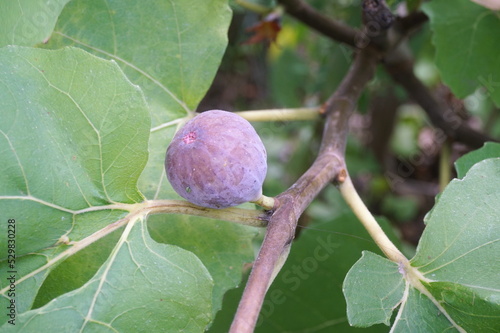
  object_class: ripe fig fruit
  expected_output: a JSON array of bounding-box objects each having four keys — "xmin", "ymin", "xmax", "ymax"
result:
[{"xmin": 165, "ymin": 110, "xmax": 267, "ymax": 209}]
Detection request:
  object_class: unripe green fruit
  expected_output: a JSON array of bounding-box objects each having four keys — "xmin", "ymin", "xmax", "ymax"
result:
[{"xmin": 165, "ymin": 110, "xmax": 267, "ymax": 209}]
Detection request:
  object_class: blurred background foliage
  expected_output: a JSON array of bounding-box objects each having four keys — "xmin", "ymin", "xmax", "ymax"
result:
[
  {"xmin": 198, "ymin": 1, "xmax": 499, "ymax": 330},
  {"xmin": 199, "ymin": 0, "xmax": 498, "ymax": 242}
]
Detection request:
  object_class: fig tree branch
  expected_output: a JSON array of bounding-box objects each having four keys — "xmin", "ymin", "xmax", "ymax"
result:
[
  {"xmin": 229, "ymin": 2, "xmax": 494, "ymax": 332},
  {"xmin": 276, "ymin": 0, "xmax": 359, "ymax": 48},
  {"xmin": 277, "ymin": 0, "xmax": 405, "ymax": 50},
  {"xmin": 229, "ymin": 47, "xmax": 380, "ymax": 333},
  {"xmin": 384, "ymin": 58, "xmax": 498, "ymax": 148},
  {"xmin": 276, "ymin": 0, "xmax": 496, "ymax": 148},
  {"xmin": 0, "ymin": 200, "xmax": 268, "ymax": 298},
  {"xmin": 396, "ymin": 10, "xmax": 428, "ymax": 32}
]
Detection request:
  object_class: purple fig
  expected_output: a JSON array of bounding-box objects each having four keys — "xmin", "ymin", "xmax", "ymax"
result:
[{"xmin": 165, "ymin": 110, "xmax": 267, "ymax": 209}]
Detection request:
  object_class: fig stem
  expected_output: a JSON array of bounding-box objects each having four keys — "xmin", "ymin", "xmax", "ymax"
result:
[
  {"xmin": 1, "ymin": 199, "xmax": 268, "ymax": 296},
  {"xmin": 145, "ymin": 200, "xmax": 269, "ymax": 227},
  {"xmin": 251, "ymin": 195, "xmax": 276, "ymax": 210},
  {"xmin": 235, "ymin": 107, "xmax": 321, "ymax": 122}
]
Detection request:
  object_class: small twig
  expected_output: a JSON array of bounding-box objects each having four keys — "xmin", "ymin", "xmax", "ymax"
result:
[
  {"xmin": 0, "ymin": 200, "xmax": 268, "ymax": 297},
  {"xmin": 276, "ymin": 0, "xmax": 359, "ymax": 48},
  {"xmin": 145, "ymin": 200, "xmax": 269, "ymax": 227},
  {"xmin": 396, "ymin": 11, "xmax": 428, "ymax": 33},
  {"xmin": 229, "ymin": 47, "xmax": 380, "ymax": 333},
  {"xmin": 276, "ymin": 0, "xmax": 420, "ymax": 52},
  {"xmin": 229, "ymin": 156, "xmax": 343, "ymax": 333}
]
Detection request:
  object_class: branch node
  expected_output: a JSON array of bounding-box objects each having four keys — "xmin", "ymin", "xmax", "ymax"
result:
[
  {"xmin": 362, "ymin": 0, "xmax": 395, "ymax": 30},
  {"xmin": 319, "ymin": 102, "xmax": 328, "ymax": 115},
  {"xmin": 336, "ymin": 169, "xmax": 348, "ymax": 184}
]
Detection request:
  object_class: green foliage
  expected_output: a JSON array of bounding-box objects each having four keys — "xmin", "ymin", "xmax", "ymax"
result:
[
  {"xmin": 0, "ymin": 0, "xmax": 499, "ymax": 332},
  {"xmin": 455, "ymin": 142, "xmax": 500, "ymax": 178},
  {"xmin": 344, "ymin": 251, "xmax": 403, "ymax": 327},
  {"xmin": 255, "ymin": 215, "xmax": 398, "ymax": 333},
  {"xmin": 0, "ymin": 45, "xmax": 149, "ymax": 325},
  {"xmin": 32, "ymin": 229, "xmax": 122, "ymax": 309},
  {"xmin": 41, "ymin": 0, "xmax": 231, "ymax": 121},
  {"xmin": 344, "ymin": 158, "xmax": 500, "ymax": 331},
  {"xmin": 0, "ymin": 0, "xmax": 71, "ymax": 47},
  {"xmin": 423, "ymin": 0, "xmax": 500, "ymax": 106},
  {"xmin": 0, "ymin": 45, "xmax": 149, "ymax": 255},
  {"xmin": 148, "ymin": 214, "xmax": 259, "ymax": 316},
  {"xmin": 5, "ymin": 219, "xmax": 214, "ymax": 332},
  {"xmin": 37, "ymin": 0, "xmax": 232, "ymax": 201},
  {"xmin": 0, "ymin": 1, "xmax": 254, "ymax": 331},
  {"xmin": 210, "ymin": 214, "xmax": 399, "ymax": 332}
]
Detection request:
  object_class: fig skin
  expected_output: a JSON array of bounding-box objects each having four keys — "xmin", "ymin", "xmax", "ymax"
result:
[{"xmin": 165, "ymin": 110, "xmax": 267, "ymax": 209}]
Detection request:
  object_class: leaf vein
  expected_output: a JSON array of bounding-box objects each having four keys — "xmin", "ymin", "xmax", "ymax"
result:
[{"xmin": 53, "ymin": 31, "xmax": 190, "ymax": 113}]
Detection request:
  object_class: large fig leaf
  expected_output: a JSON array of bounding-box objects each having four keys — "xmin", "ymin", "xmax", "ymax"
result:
[
  {"xmin": 1, "ymin": 2, "xmax": 259, "ymax": 329},
  {"xmin": 2, "ymin": 218, "xmax": 214, "ymax": 332},
  {"xmin": 0, "ymin": 0, "xmax": 71, "ymax": 47},
  {"xmin": 344, "ymin": 158, "xmax": 500, "ymax": 331},
  {"xmin": 40, "ymin": 0, "xmax": 232, "ymax": 200},
  {"xmin": 0, "ymin": 45, "xmax": 150, "ymax": 325}
]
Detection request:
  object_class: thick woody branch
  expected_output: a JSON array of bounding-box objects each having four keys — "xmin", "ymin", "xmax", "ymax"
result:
[
  {"xmin": 230, "ymin": 3, "xmax": 493, "ymax": 332},
  {"xmin": 229, "ymin": 48, "xmax": 380, "ymax": 333},
  {"xmin": 321, "ymin": 48, "xmax": 383, "ymax": 154},
  {"xmin": 275, "ymin": 0, "xmax": 429, "ymax": 56},
  {"xmin": 276, "ymin": 0, "xmax": 494, "ymax": 148}
]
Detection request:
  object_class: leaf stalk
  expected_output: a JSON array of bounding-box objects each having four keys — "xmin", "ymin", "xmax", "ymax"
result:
[{"xmin": 338, "ymin": 175, "xmax": 407, "ymax": 264}]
